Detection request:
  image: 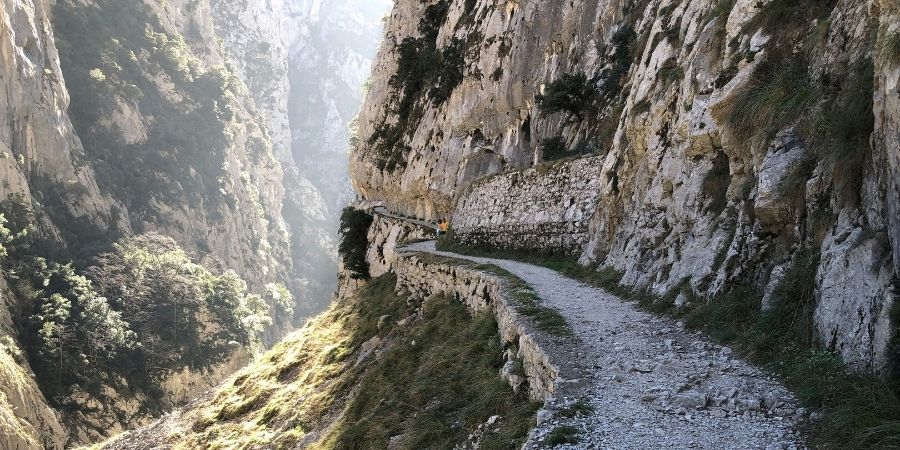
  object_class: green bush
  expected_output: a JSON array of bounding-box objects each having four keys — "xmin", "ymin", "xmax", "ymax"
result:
[
  {"xmin": 658, "ymin": 57, "xmax": 684, "ymax": 84},
  {"xmin": 338, "ymin": 208, "xmax": 374, "ymax": 279},
  {"xmin": 12, "ymin": 233, "xmax": 271, "ymax": 407},
  {"xmin": 545, "ymin": 425, "xmax": 581, "ymax": 445},
  {"xmin": 536, "ymin": 72, "xmax": 599, "ymax": 122},
  {"xmin": 19, "ymin": 261, "xmax": 137, "ymax": 398},
  {"xmin": 744, "ymin": 0, "xmax": 836, "ymax": 35},
  {"xmin": 368, "ymin": 0, "xmax": 468, "ymax": 172},
  {"xmin": 541, "ymin": 137, "xmax": 568, "ymax": 161},
  {"xmin": 705, "ymin": 0, "xmax": 736, "ymax": 24},
  {"xmin": 598, "ymin": 25, "xmax": 635, "ymax": 100}
]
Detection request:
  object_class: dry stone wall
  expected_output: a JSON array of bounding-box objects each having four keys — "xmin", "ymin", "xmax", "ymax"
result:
[
  {"xmin": 451, "ymin": 156, "xmax": 605, "ymax": 255},
  {"xmin": 393, "ymin": 251, "xmax": 558, "ymax": 401}
]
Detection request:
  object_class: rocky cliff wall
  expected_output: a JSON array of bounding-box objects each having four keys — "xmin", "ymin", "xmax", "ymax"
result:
[
  {"xmin": 352, "ymin": 0, "xmax": 899, "ymax": 373},
  {"xmin": 452, "ymin": 155, "xmax": 605, "ymax": 255},
  {"xmin": 0, "ymin": 0, "xmax": 367, "ymax": 445}
]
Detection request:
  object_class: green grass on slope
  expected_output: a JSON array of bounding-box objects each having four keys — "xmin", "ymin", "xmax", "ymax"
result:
[
  {"xmin": 150, "ymin": 273, "xmax": 538, "ymax": 449},
  {"xmin": 323, "ymin": 293, "xmax": 540, "ymax": 449},
  {"xmin": 436, "ymin": 238, "xmax": 900, "ymax": 449}
]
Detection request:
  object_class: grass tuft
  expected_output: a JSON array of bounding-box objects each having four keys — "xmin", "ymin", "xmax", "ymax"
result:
[
  {"xmin": 880, "ymin": 29, "xmax": 900, "ymax": 66},
  {"xmin": 705, "ymin": 0, "xmax": 736, "ymax": 25},
  {"xmin": 727, "ymin": 57, "xmax": 813, "ymax": 141},
  {"xmin": 545, "ymin": 425, "xmax": 581, "ymax": 446},
  {"xmin": 557, "ymin": 399, "xmax": 594, "ymax": 419}
]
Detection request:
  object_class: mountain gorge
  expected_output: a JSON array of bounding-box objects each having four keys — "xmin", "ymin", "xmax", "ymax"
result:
[
  {"xmin": 2, "ymin": 0, "xmax": 900, "ymax": 449},
  {"xmin": 0, "ymin": 0, "xmax": 388, "ymax": 447}
]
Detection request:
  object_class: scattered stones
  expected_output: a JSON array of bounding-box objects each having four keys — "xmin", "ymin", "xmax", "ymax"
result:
[{"xmin": 670, "ymin": 391, "xmax": 708, "ymax": 410}]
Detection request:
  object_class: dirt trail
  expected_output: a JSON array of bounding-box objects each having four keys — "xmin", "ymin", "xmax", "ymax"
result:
[{"xmin": 406, "ymin": 241, "xmax": 803, "ymax": 450}]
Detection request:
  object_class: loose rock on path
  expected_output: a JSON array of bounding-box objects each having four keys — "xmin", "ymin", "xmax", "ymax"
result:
[{"xmin": 407, "ymin": 241, "xmax": 804, "ymax": 450}]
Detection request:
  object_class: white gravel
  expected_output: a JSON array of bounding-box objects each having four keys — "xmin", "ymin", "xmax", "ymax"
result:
[{"xmin": 409, "ymin": 242, "xmax": 804, "ymax": 450}]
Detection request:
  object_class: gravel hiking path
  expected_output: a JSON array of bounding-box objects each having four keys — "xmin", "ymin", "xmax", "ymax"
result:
[{"xmin": 406, "ymin": 241, "xmax": 805, "ymax": 450}]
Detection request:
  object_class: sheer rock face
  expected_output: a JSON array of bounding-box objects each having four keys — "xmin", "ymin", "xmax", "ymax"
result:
[
  {"xmin": 0, "ymin": 0, "xmax": 382, "ymax": 445},
  {"xmin": 875, "ymin": 0, "xmax": 900, "ymax": 278},
  {"xmin": 0, "ymin": 347, "xmax": 66, "ymax": 450},
  {"xmin": 0, "ymin": 0, "xmax": 121, "ymax": 237},
  {"xmin": 1, "ymin": 0, "xmax": 87, "ymax": 445},
  {"xmin": 352, "ymin": 0, "xmax": 899, "ymax": 372}
]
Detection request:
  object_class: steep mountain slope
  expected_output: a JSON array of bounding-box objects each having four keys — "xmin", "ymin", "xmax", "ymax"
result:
[
  {"xmin": 352, "ymin": 0, "xmax": 899, "ymax": 374},
  {"xmin": 289, "ymin": 0, "xmax": 393, "ymax": 212},
  {"xmin": 0, "ymin": 0, "xmax": 386, "ymax": 446},
  {"xmin": 0, "ymin": 0, "xmax": 295, "ymax": 442},
  {"xmin": 99, "ymin": 272, "xmax": 539, "ymax": 450}
]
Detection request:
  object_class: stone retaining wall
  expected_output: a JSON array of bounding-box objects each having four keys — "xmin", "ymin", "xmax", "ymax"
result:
[
  {"xmin": 393, "ymin": 251, "xmax": 558, "ymax": 402},
  {"xmin": 451, "ymin": 156, "xmax": 604, "ymax": 255},
  {"xmin": 365, "ymin": 213, "xmax": 434, "ymax": 278}
]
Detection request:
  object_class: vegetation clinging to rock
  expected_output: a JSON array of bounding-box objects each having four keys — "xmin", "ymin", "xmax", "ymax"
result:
[
  {"xmin": 10, "ymin": 234, "xmax": 271, "ymax": 416},
  {"xmin": 338, "ymin": 207, "xmax": 375, "ymax": 279},
  {"xmin": 366, "ymin": 0, "xmax": 472, "ymax": 172},
  {"xmin": 536, "ymin": 72, "xmax": 599, "ymax": 122}
]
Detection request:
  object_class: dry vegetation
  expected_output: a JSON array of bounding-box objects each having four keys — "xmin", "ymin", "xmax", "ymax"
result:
[{"xmin": 101, "ymin": 274, "xmax": 539, "ymax": 449}]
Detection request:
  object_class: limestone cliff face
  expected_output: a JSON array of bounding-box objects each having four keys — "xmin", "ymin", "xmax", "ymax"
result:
[
  {"xmin": 289, "ymin": 0, "xmax": 393, "ymax": 211},
  {"xmin": 1, "ymin": 0, "xmax": 97, "ymax": 445},
  {"xmin": 0, "ymin": 0, "xmax": 378, "ymax": 445},
  {"xmin": 208, "ymin": 0, "xmax": 392, "ymax": 315},
  {"xmin": 352, "ymin": 0, "xmax": 900, "ymax": 373}
]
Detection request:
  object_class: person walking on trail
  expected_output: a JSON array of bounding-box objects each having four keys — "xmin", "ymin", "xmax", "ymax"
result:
[{"xmin": 437, "ymin": 218, "xmax": 449, "ymax": 236}]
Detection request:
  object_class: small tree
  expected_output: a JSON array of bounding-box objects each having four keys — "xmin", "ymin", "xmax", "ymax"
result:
[
  {"xmin": 339, "ymin": 207, "xmax": 374, "ymax": 279},
  {"xmin": 265, "ymin": 283, "xmax": 294, "ymax": 322},
  {"xmin": 29, "ymin": 264, "xmax": 135, "ymax": 390},
  {"xmin": 536, "ymin": 72, "xmax": 599, "ymax": 121},
  {"xmin": 541, "ymin": 137, "xmax": 568, "ymax": 161}
]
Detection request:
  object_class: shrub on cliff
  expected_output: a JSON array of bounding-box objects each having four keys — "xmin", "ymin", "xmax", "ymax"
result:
[
  {"xmin": 339, "ymin": 207, "xmax": 374, "ymax": 279},
  {"xmin": 537, "ymin": 72, "xmax": 599, "ymax": 122},
  {"xmin": 12, "ymin": 233, "xmax": 271, "ymax": 405},
  {"xmin": 541, "ymin": 137, "xmax": 568, "ymax": 161},
  {"xmin": 369, "ymin": 0, "xmax": 467, "ymax": 172},
  {"xmin": 18, "ymin": 260, "xmax": 137, "ymax": 399}
]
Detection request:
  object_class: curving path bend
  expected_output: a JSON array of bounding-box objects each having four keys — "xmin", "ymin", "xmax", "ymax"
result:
[{"xmin": 405, "ymin": 241, "xmax": 804, "ymax": 450}]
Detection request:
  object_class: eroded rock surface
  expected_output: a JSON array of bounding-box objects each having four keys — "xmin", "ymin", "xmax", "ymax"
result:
[{"xmin": 352, "ymin": 0, "xmax": 899, "ymax": 373}]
